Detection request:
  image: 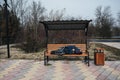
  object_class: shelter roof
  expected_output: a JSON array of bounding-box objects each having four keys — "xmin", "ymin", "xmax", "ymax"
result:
[{"xmin": 40, "ymin": 20, "xmax": 92, "ymax": 30}]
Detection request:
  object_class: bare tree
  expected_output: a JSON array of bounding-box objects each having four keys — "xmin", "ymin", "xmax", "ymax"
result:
[
  {"xmin": 112, "ymin": 27, "xmax": 120, "ymax": 37},
  {"xmin": 112, "ymin": 12, "xmax": 120, "ymax": 37},
  {"xmin": 29, "ymin": 1, "xmax": 46, "ymax": 40},
  {"xmin": 22, "ymin": 1, "xmax": 46, "ymax": 52},
  {"xmin": 95, "ymin": 6, "xmax": 114, "ymax": 38},
  {"xmin": 9, "ymin": 0, "xmax": 28, "ymax": 26},
  {"xmin": 30, "ymin": 1, "xmax": 46, "ymax": 22},
  {"xmin": 47, "ymin": 8, "xmax": 66, "ymax": 21},
  {"xmin": 117, "ymin": 12, "xmax": 120, "ymax": 27}
]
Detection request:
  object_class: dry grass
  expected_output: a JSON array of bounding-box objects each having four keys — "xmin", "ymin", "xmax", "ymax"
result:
[
  {"xmin": 94, "ymin": 43, "xmax": 120, "ymax": 60},
  {"xmin": 89, "ymin": 42, "xmax": 120, "ymax": 60},
  {"xmin": 0, "ymin": 43, "xmax": 120, "ymax": 61},
  {"xmin": 0, "ymin": 47, "xmax": 44, "ymax": 60}
]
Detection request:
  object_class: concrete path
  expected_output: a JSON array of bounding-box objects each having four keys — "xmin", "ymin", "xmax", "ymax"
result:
[
  {"xmin": 0, "ymin": 44, "xmax": 17, "ymax": 49},
  {"xmin": 97, "ymin": 42, "xmax": 120, "ymax": 49},
  {"xmin": 0, "ymin": 59, "xmax": 120, "ymax": 80}
]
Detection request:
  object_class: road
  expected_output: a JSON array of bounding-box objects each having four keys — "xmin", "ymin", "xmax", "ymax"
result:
[{"xmin": 97, "ymin": 42, "xmax": 120, "ymax": 49}]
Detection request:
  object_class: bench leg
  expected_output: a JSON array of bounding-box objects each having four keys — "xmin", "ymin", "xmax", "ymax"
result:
[
  {"xmin": 84, "ymin": 56, "xmax": 90, "ymax": 66},
  {"xmin": 88, "ymin": 56, "xmax": 90, "ymax": 66},
  {"xmin": 84, "ymin": 56, "xmax": 87, "ymax": 62},
  {"xmin": 88, "ymin": 52, "xmax": 90, "ymax": 66},
  {"xmin": 47, "ymin": 56, "xmax": 49, "ymax": 63}
]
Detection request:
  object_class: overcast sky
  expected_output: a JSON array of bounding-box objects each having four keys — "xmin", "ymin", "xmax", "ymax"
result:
[
  {"xmin": 1, "ymin": 0, "xmax": 120, "ymax": 20},
  {"xmin": 39, "ymin": 0, "xmax": 120, "ymax": 20}
]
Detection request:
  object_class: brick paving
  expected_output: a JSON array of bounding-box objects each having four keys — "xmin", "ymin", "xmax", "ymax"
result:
[{"xmin": 0, "ymin": 60, "xmax": 120, "ymax": 80}]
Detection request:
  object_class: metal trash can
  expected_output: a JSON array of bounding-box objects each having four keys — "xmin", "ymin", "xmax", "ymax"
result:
[{"xmin": 94, "ymin": 48, "xmax": 105, "ymax": 65}]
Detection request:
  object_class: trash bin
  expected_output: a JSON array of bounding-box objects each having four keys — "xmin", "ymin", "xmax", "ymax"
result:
[{"xmin": 94, "ymin": 48, "xmax": 105, "ymax": 65}]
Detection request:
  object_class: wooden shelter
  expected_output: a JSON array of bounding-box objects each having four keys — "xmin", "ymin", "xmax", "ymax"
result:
[{"xmin": 40, "ymin": 20, "xmax": 92, "ymax": 66}]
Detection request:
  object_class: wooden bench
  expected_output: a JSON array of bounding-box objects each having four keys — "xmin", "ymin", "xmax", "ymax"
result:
[{"xmin": 44, "ymin": 44, "xmax": 89, "ymax": 66}]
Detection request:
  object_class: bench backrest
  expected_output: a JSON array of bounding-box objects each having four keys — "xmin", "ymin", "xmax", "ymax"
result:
[{"xmin": 47, "ymin": 44, "xmax": 86, "ymax": 52}]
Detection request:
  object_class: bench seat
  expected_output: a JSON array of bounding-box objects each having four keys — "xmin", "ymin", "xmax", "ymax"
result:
[{"xmin": 44, "ymin": 44, "xmax": 89, "ymax": 66}]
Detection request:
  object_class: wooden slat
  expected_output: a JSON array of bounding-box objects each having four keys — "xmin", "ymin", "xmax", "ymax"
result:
[
  {"xmin": 47, "ymin": 44, "xmax": 86, "ymax": 51},
  {"xmin": 45, "ymin": 52, "xmax": 88, "ymax": 56}
]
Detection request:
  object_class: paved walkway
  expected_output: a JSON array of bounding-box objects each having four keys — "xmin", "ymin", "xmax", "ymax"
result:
[
  {"xmin": 0, "ymin": 60, "xmax": 120, "ymax": 80},
  {"xmin": 97, "ymin": 42, "xmax": 120, "ymax": 49}
]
